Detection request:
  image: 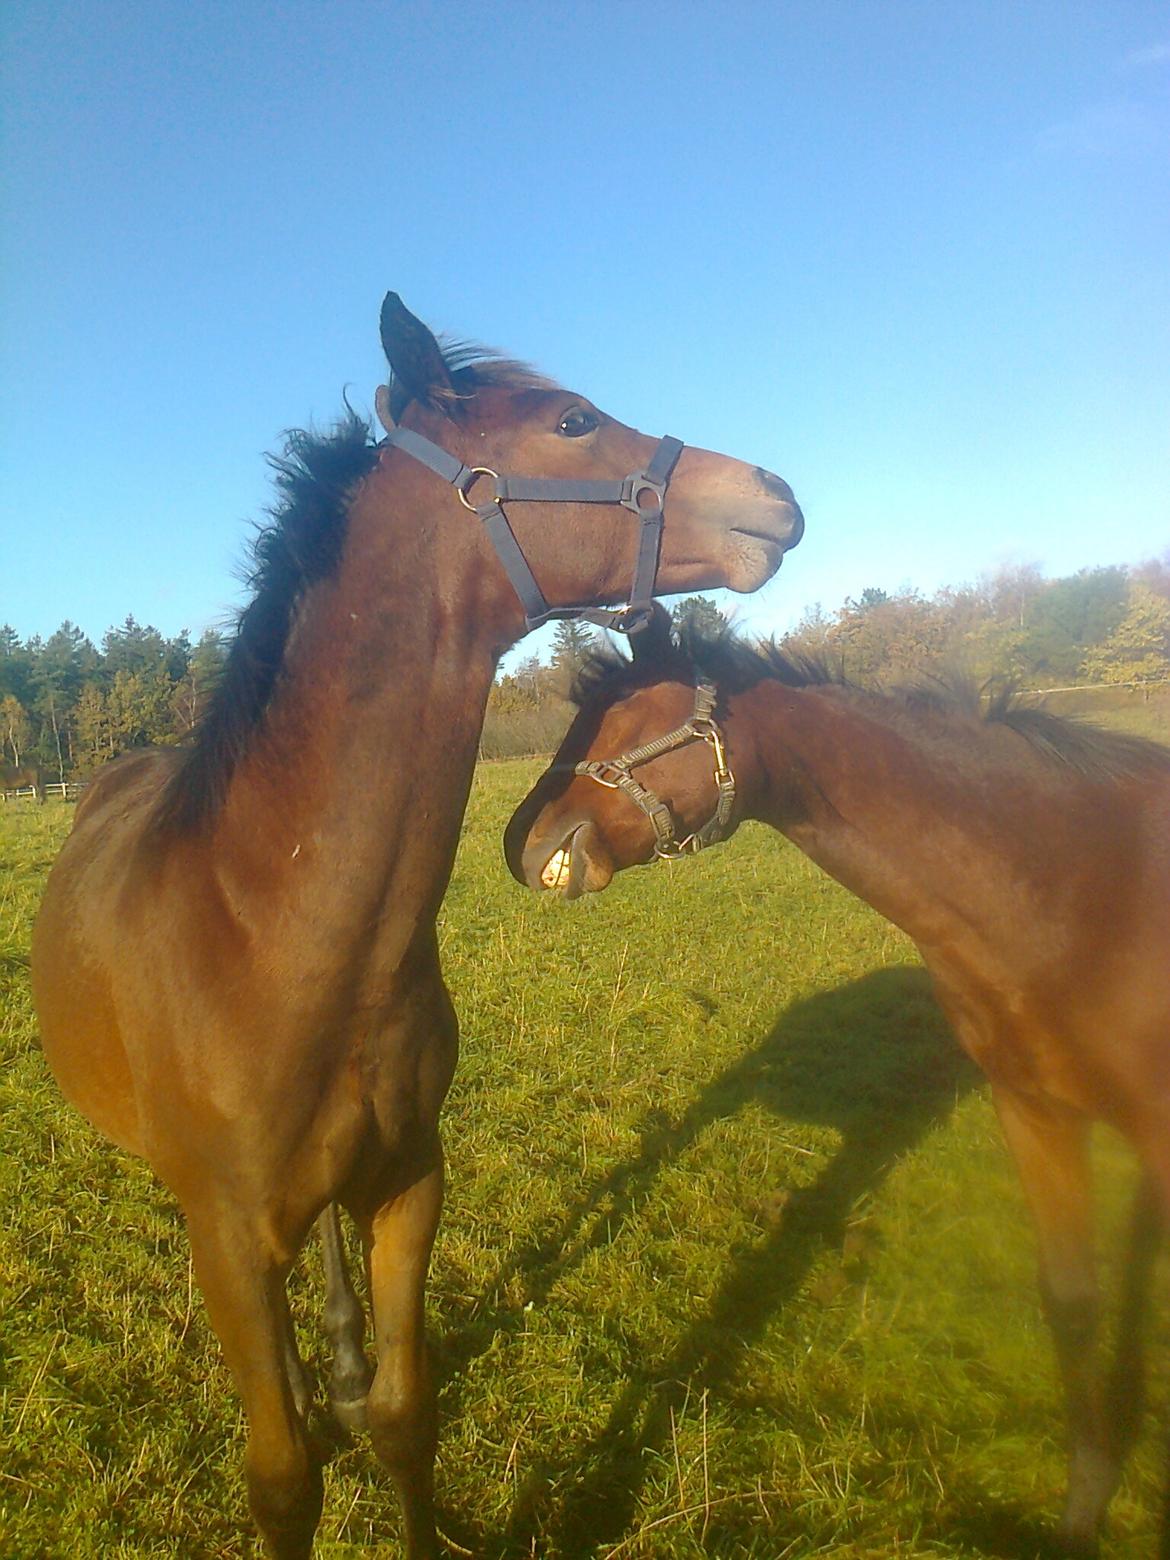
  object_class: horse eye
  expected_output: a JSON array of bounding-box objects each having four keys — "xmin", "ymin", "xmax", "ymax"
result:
[{"xmin": 557, "ymin": 405, "xmax": 599, "ymax": 438}]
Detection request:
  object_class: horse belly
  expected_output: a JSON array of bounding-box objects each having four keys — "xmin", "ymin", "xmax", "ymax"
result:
[
  {"xmin": 30, "ymin": 751, "xmax": 187, "ymax": 1158},
  {"xmin": 32, "ymin": 839, "xmax": 146, "ymax": 1157}
]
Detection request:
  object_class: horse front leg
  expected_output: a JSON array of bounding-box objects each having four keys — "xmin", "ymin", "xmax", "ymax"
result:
[
  {"xmin": 1126, "ymin": 1133, "xmax": 1170, "ymax": 1560},
  {"xmin": 360, "ymin": 1149, "xmax": 444, "ymax": 1559},
  {"xmin": 186, "ymin": 1204, "xmax": 323, "ymax": 1560},
  {"xmin": 355, "ymin": 955, "xmax": 457, "ymax": 1559},
  {"xmin": 1103, "ymin": 1173, "xmax": 1162, "ymax": 1470},
  {"xmin": 318, "ymin": 1201, "xmax": 374, "ymax": 1431},
  {"xmin": 992, "ymin": 1086, "xmax": 1111, "ymax": 1557}
]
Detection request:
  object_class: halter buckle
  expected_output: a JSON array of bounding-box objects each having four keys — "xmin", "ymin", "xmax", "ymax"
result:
[
  {"xmin": 580, "ymin": 759, "xmax": 628, "ymax": 790},
  {"xmin": 653, "ymin": 838, "xmax": 688, "ymax": 860}
]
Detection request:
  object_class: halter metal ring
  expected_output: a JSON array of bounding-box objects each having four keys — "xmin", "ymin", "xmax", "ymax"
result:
[
  {"xmin": 456, "ymin": 467, "xmax": 501, "ymax": 513},
  {"xmin": 621, "ymin": 475, "xmax": 665, "ymax": 516}
]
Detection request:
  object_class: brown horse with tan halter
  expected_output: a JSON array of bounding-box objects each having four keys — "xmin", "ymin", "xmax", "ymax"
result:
[
  {"xmin": 31, "ymin": 300, "xmax": 804, "ymax": 1558},
  {"xmin": 505, "ymin": 608, "xmax": 1170, "ymax": 1558}
]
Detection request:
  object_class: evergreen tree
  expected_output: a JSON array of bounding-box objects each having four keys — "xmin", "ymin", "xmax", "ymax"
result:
[
  {"xmin": 101, "ymin": 615, "xmax": 168, "ymax": 680},
  {"xmin": 30, "ymin": 622, "xmax": 100, "ymax": 780},
  {"xmin": 670, "ymin": 595, "xmax": 728, "ymax": 639},
  {"xmin": 550, "ymin": 619, "xmax": 597, "ymax": 683},
  {"xmin": 39, "ymin": 621, "xmax": 99, "ymax": 703},
  {"xmin": 0, "ymin": 625, "xmax": 36, "ymax": 707}
]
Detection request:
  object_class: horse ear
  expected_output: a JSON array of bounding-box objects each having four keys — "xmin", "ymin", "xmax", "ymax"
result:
[
  {"xmin": 630, "ymin": 601, "xmax": 673, "ymax": 661},
  {"xmin": 373, "ymin": 384, "xmax": 395, "ymax": 434},
  {"xmin": 379, "ymin": 293, "xmax": 455, "ymax": 409}
]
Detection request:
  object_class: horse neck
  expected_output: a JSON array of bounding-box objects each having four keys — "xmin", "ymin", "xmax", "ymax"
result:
[
  {"xmin": 735, "ymin": 681, "xmax": 1047, "ymax": 953},
  {"xmin": 210, "ymin": 455, "xmax": 518, "ymax": 935}
]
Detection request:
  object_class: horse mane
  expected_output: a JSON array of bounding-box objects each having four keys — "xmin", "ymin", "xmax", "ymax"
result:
[
  {"xmin": 155, "ymin": 412, "xmax": 378, "ymax": 831},
  {"xmin": 572, "ymin": 625, "xmax": 841, "ymax": 708},
  {"xmin": 574, "ymin": 623, "xmax": 1170, "ymax": 784},
  {"xmin": 154, "ymin": 340, "xmax": 561, "ymax": 834}
]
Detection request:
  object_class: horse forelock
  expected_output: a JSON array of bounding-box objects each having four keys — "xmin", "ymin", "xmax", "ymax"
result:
[{"xmin": 386, "ymin": 338, "xmax": 556, "ymax": 421}]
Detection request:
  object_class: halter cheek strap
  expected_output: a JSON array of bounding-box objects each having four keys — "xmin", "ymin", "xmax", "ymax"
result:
[{"xmin": 381, "ymin": 422, "xmax": 684, "ymax": 634}]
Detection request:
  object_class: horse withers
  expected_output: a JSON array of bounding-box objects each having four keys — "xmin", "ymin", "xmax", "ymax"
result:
[
  {"xmin": 31, "ymin": 301, "xmax": 803, "ymax": 1559},
  {"xmin": 505, "ymin": 608, "xmax": 1170, "ymax": 1557}
]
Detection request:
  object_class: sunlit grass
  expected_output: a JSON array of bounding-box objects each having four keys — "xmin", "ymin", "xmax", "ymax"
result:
[{"xmin": 2, "ymin": 711, "xmax": 1166, "ymax": 1557}]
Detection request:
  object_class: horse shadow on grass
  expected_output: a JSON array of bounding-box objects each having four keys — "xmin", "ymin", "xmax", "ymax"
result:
[{"xmin": 432, "ymin": 964, "xmax": 1031, "ymax": 1558}]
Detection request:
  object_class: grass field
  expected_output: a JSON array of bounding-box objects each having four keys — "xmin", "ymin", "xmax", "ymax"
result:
[{"xmin": 2, "ymin": 697, "xmax": 1167, "ymax": 1557}]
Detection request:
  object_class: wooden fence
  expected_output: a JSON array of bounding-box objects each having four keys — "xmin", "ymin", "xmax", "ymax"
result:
[{"xmin": 2, "ymin": 781, "xmax": 84, "ymax": 803}]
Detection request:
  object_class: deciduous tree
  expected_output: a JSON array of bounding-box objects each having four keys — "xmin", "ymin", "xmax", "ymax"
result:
[
  {"xmin": 1080, "ymin": 585, "xmax": 1170, "ymax": 686},
  {"xmin": 1, "ymin": 693, "xmax": 31, "ymax": 768}
]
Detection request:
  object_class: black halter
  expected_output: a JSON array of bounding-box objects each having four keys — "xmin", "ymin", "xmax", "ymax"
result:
[
  {"xmin": 559, "ymin": 681, "xmax": 736, "ymax": 858},
  {"xmin": 381, "ymin": 424, "xmax": 684, "ymax": 634}
]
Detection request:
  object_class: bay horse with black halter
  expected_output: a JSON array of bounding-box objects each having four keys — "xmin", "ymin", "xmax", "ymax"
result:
[
  {"xmin": 30, "ymin": 299, "xmax": 804, "ymax": 1558},
  {"xmin": 505, "ymin": 607, "xmax": 1170, "ymax": 1558}
]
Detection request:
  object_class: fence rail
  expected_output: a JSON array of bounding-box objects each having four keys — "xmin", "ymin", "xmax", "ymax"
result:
[
  {"xmin": 1018, "ymin": 678, "xmax": 1170, "ymax": 697},
  {"xmin": 2, "ymin": 781, "xmax": 84, "ymax": 803}
]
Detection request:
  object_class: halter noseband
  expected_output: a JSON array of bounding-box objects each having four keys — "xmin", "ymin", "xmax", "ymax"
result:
[
  {"xmin": 382, "ymin": 423, "xmax": 684, "ymax": 634},
  {"xmin": 560, "ymin": 681, "xmax": 736, "ymax": 859}
]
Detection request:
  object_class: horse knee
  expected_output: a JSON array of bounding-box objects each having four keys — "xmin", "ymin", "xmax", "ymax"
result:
[
  {"xmin": 367, "ymin": 1370, "xmax": 436, "ymax": 1475},
  {"xmin": 245, "ymin": 1437, "xmax": 323, "ymax": 1560}
]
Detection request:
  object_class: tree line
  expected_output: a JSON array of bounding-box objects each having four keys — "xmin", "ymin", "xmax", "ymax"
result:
[
  {"xmin": 782, "ymin": 558, "xmax": 1170, "ymax": 688},
  {"xmin": 0, "ymin": 618, "xmax": 226, "ymax": 784},
  {"xmin": 4, "ymin": 559, "xmax": 1168, "ymax": 781},
  {"xmin": 481, "ymin": 561, "xmax": 1170, "ymax": 757}
]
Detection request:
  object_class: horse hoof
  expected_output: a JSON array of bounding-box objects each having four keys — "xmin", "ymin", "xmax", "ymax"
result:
[{"xmin": 330, "ymin": 1395, "xmax": 368, "ymax": 1434}]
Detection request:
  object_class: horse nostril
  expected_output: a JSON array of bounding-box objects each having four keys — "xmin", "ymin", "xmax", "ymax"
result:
[{"xmin": 755, "ymin": 467, "xmax": 795, "ymax": 503}]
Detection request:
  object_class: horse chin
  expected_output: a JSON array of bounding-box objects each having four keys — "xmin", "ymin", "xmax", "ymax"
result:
[
  {"xmin": 539, "ymin": 824, "xmax": 614, "ymax": 900},
  {"xmin": 724, "ymin": 531, "xmax": 788, "ymax": 593},
  {"xmin": 714, "ymin": 492, "xmax": 802, "ymax": 591}
]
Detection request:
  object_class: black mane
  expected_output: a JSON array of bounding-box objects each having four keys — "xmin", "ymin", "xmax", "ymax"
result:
[
  {"xmin": 156, "ymin": 412, "xmax": 379, "ymax": 831},
  {"xmin": 574, "ymin": 624, "xmax": 1170, "ymax": 784},
  {"xmin": 156, "ymin": 341, "xmax": 561, "ymax": 833},
  {"xmin": 572, "ymin": 624, "xmax": 842, "ymax": 709}
]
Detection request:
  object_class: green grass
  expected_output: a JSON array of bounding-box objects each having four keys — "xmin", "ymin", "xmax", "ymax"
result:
[{"xmin": 2, "ymin": 723, "xmax": 1167, "ymax": 1556}]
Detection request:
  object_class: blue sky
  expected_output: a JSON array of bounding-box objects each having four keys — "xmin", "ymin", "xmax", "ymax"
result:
[{"xmin": 3, "ymin": 1, "xmax": 1167, "ymax": 664}]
